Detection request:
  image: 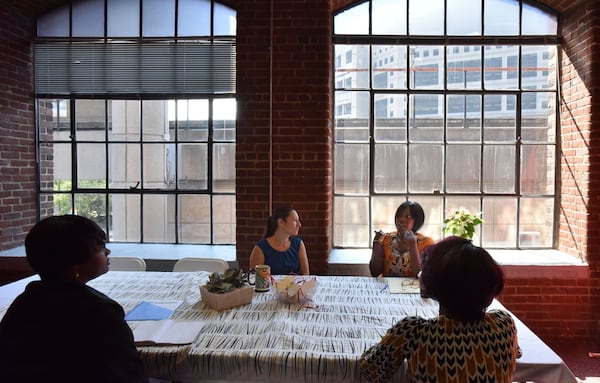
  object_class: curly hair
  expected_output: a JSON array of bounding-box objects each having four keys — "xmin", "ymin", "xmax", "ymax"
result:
[{"xmin": 420, "ymin": 236, "xmax": 504, "ymax": 322}]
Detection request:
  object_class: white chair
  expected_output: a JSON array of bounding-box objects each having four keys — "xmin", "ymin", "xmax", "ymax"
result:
[
  {"xmin": 172, "ymin": 258, "xmax": 228, "ymax": 273},
  {"xmin": 109, "ymin": 257, "xmax": 147, "ymax": 271}
]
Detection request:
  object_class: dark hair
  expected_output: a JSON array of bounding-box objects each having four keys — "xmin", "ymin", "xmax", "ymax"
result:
[
  {"xmin": 25, "ymin": 215, "xmax": 106, "ymax": 279},
  {"xmin": 395, "ymin": 200, "xmax": 426, "ymax": 232},
  {"xmin": 420, "ymin": 236, "xmax": 504, "ymax": 322},
  {"xmin": 264, "ymin": 206, "xmax": 296, "ymax": 237}
]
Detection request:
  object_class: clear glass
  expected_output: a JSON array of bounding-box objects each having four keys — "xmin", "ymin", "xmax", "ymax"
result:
[
  {"xmin": 178, "ymin": 194, "xmax": 210, "ymax": 243},
  {"xmin": 38, "ymin": 99, "xmax": 71, "ymax": 141},
  {"xmin": 447, "ymin": 46, "xmax": 482, "ymax": 90},
  {"xmin": 40, "ymin": 143, "xmax": 71, "ymax": 192},
  {"xmin": 409, "ymin": 94, "xmax": 443, "ymax": 141},
  {"xmin": 214, "ymin": 2, "xmax": 237, "ymax": 35},
  {"xmin": 142, "ymin": 100, "xmax": 172, "ymax": 142},
  {"xmin": 143, "ymin": 143, "xmax": 176, "ymax": 189},
  {"xmin": 447, "ymin": 0, "xmax": 481, "ymax": 35},
  {"xmin": 334, "ymin": 144, "xmax": 369, "ymax": 194},
  {"xmin": 142, "ymin": 0, "xmax": 175, "ymax": 37},
  {"xmin": 143, "ymin": 194, "xmax": 176, "ymax": 242},
  {"xmin": 172, "ymin": 99, "xmax": 209, "ymax": 141},
  {"xmin": 522, "ymin": 3, "xmax": 558, "ymax": 35},
  {"xmin": 333, "ymin": 196, "xmax": 369, "ymax": 247},
  {"xmin": 519, "ymin": 197, "xmax": 553, "ymax": 247},
  {"xmin": 374, "ymin": 144, "xmax": 407, "ymax": 193},
  {"xmin": 213, "ymin": 195, "xmax": 236, "ymax": 244},
  {"xmin": 484, "ymin": 46, "xmax": 519, "ymax": 90},
  {"xmin": 446, "ymin": 94, "xmax": 482, "ymax": 141},
  {"xmin": 72, "ymin": 0, "xmax": 104, "ymax": 37},
  {"xmin": 372, "ymin": 196, "xmax": 404, "ymax": 234},
  {"xmin": 522, "ymin": 92, "xmax": 556, "ymax": 143},
  {"xmin": 484, "ymin": 0, "xmax": 519, "ymax": 35},
  {"xmin": 108, "ymin": 143, "xmax": 140, "ymax": 189},
  {"xmin": 213, "ymin": 98, "xmax": 237, "ymax": 141},
  {"xmin": 372, "ymin": 0, "xmax": 407, "ymax": 35},
  {"xmin": 522, "ymin": 46, "xmax": 557, "ymax": 90},
  {"xmin": 483, "ymin": 94, "xmax": 516, "ymax": 142},
  {"xmin": 109, "ymin": 100, "xmax": 141, "ymax": 142},
  {"xmin": 109, "ymin": 194, "xmax": 141, "ymax": 242},
  {"xmin": 75, "ymin": 193, "xmax": 107, "ymax": 231},
  {"xmin": 483, "ymin": 145, "xmax": 515, "ymax": 193},
  {"xmin": 372, "ymin": 45, "xmax": 407, "ymax": 90},
  {"xmin": 409, "ymin": 144, "xmax": 443, "ymax": 192},
  {"xmin": 410, "ymin": 46, "xmax": 443, "ymax": 90},
  {"xmin": 177, "ymin": 143, "xmax": 208, "ymax": 190},
  {"xmin": 446, "ymin": 144, "xmax": 481, "ymax": 192},
  {"xmin": 334, "ymin": 91, "xmax": 370, "ymax": 142},
  {"xmin": 409, "ymin": 0, "xmax": 444, "ymax": 35},
  {"xmin": 37, "ymin": 5, "xmax": 70, "ymax": 37},
  {"xmin": 77, "ymin": 144, "xmax": 106, "ymax": 188},
  {"xmin": 482, "ymin": 197, "xmax": 517, "ymax": 247},
  {"xmin": 521, "ymin": 144, "xmax": 554, "ymax": 195},
  {"xmin": 334, "ymin": 2, "xmax": 369, "ymax": 35},
  {"xmin": 374, "ymin": 94, "xmax": 407, "ymax": 142},
  {"xmin": 52, "ymin": 193, "xmax": 73, "ymax": 215},
  {"xmin": 107, "ymin": 0, "xmax": 140, "ymax": 37},
  {"xmin": 416, "ymin": 196, "xmax": 444, "ymax": 240},
  {"xmin": 213, "ymin": 143, "xmax": 235, "ymax": 193},
  {"xmin": 335, "ymin": 45, "xmax": 370, "ymax": 89},
  {"xmin": 76, "ymin": 100, "xmax": 105, "ymax": 142},
  {"xmin": 178, "ymin": 0, "xmax": 211, "ymax": 36}
]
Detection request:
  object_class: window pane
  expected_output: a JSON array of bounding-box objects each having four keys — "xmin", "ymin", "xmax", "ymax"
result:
[
  {"xmin": 409, "ymin": 0, "xmax": 444, "ymax": 35},
  {"xmin": 409, "ymin": 94, "xmax": 443, "ymax": 141},
  {"xmin": 143, "ymin": 144, "xmax": 176, "ymax": 189},
  {"xmin": 334, "ymin": 144, "xmax": 369, "ymax": 194},
  {"xmin": 52, "ymin": 193, "xmax": 73, "ymax": 215},
  {"xmin": 522, "ymin": 3, "xmax": 557, "ymax": 35},
  {"xmin": 333, "ymin": 196, "xmax": 369, "ymax": 247},
  {"xmin": 335, "ymin": 45, "xmax": 370, "ymax": 89},
  {"xmin": 372, "ymin": 45, "xmax": 407, "ymax": 90},
  {"xmin": 483, "ymin": 145, "xmax": 515, "ymax": 193},
  {"xmin": 172, "ymin": 99, "xmax": 208, "ymax": 141},
  {"xmin": 374, "ymin": 144, "xmax": 406, "ymax": 193},
  {"xmin": 213, "ymin": 98, "xmax": 236, "ymax": 141},
  {"xmin": 482, "ymin": 197, "xmax": 517, "ymax": 247},
  {"xmin": 143, "ymin": 194, "xmax": 175, "ymax": 242},
  {"xmin": 143, "ymin": 100, "xmax": 172, "ymax": 141},
  {"xmin": 445, "ymin": 196, "xmax": 482, "ymax": 243},
  {"xmin": 178, "ymin": 143, "xmax": 207, "ymax": 190},
  {"xmin": 213, "ymin": 143, "xmax": 235, "ymax": 193},
  {"xmin": 179, "ymin": 194, "xmax": 210, "ymax": 243},
  {"xmin": 484, "ymin": 46, "xmax": 518, "ymax": 90},
  {"xmin": 484, "ymin": 0, "xmax": 518, "ymax": 35},
  {"xmin": 72, "ymin": 0, "xmax": 104, "ymax": 37},
  {"xmin": 77, "ymin": 144, "xmax": 106, "ymax": 188},
  {"xmin": 76, "ymin": 100, "xmax": 105, "ymax": 141},
  {"xmin": 38, "ymin": 99, "xmax": 70, "ymax": 140},
  {"xmin": 519, "ymin": 197, "xmax": 553, "ymax": 247},
  {"xmin": 142, "ymin": 0, "xmax": 175, "ymax": 37},
  {"xmin": 483, "ymin": 94, "xmax": 516, "ymax": 142},
  {"xmin": 410, "ymin": 46, "xmax": 443, "ymax": 90},
  {"xmin": 40, "ymin": 143, "xmax": 71, "ymax": 192},
  {"xmin": 335, "ymin": 91, "xmax": 370, "ymax": 142},
  {"xmin": 75, "ymin": 193, "xmax": 107, "ymax": 232},
  {"xmin": 447, "ymin": 46, "xmax": 482, "ymax": 90},
  {"xmin": 107, "ymin": 0, "xmax": 140, "ymax": 37},
  {"xmin": 521, "ymin": 145, "xmax": 554, "ymax": 195},
  {"xmin": 446, "ymin": 95, "xmax": 481, "ymax": 142},
  {"xmin": 109, "ymin": 100, "xmax": 141, "ymax": 141},
  {"xmin": 417, "ymin": 196, "xmax": 443, "ymax": 241},
  {"xmin": 522, "ymin": 46, "xmax": 557, "ymax": 90},
  {"xmin": 213, "ymin": 195, "xmax": 235, "ymax": 244},
  {"xmin": 373, "ymin": 0, "xmax": 407, "ymax": 35},
  {"xmin": 522, "ymin": 92, "xmax": 555, "ymax": 143},
  {"xmin": 110, "ymin": 194, "xmax": 141, "ymax": 242},
  {"xmin": 109, "ymin": 144, "xmax": 140, "ymax": 189},
  {"xmin": 409, "ymin": 144, "xmax": 443, "ymax": 192},
  {"xmin": 447, "ymin": 0, "xmax": 481, "ymax": 36},
  {"xmin": 374, "ymin": 94, "xmax": 407, "ymax": 142},
  {"xmin": 372, "ymin": 196, "xmax": 403, "ymax": 234},
  {"xmin": 178, "ymin": 0, "xmax": 211, "ymax": 36},
  {"xmin": 334, "ymin": 2, "xmax": 369, "ymax": 35},
  {"xmin": 214, "ymin": 3, "xmax": 237, "ymax": 35},
  {"xmin": 37, "ymin": 5, "xmax": 70, "ymax": 37},
  {"xmin": 446, "ymin": 145, "xmax": 480, "ymax": 192}
]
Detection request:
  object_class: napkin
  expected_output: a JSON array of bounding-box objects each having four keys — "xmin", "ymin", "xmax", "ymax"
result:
[{"xmin": 125, "ymin": 301, "xmax": 182, "ymax": 321}]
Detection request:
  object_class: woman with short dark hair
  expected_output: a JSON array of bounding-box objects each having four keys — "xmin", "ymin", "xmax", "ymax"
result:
[{"xmin": 0, "ymin": 215, "xmax": 147, "ymax": 383}]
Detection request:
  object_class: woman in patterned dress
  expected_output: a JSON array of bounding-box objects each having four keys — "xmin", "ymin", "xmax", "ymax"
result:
[
  {"xmin": 369, "ymin": 200, "xmax": 435, "ymax": 277},
  {"xmin": 360, "ymin": 236, "xmax": 519, "ymax": 383}
]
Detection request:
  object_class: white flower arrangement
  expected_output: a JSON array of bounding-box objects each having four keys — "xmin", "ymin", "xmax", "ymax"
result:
[{"xmin": 443, "ymin": 208, "xmax": 484, "ymax": 240}]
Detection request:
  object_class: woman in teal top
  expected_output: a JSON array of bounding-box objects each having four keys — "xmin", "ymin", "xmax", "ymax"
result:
[{"xmin": 249, "ymin": 207, "xmax": 310, "ymax": 275}]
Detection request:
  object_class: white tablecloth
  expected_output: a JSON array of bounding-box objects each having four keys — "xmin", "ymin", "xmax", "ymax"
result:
[{"xmin": 1, "ymin": 271, "xmax": 577, "ymax": 383}]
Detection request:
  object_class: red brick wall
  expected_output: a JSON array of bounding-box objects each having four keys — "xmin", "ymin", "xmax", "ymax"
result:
[{"xmin": 0, "ymin": 6, "xmax": 38, "ymax": 251}]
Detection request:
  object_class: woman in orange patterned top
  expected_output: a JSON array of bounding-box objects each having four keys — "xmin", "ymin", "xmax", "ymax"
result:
[
  {"xmin": 360, "ymin": 236, "xmax": 519, "ymax": 383},
  {"xmin": 369, "ymin": 201, "xmax": 434, "ymax": 277}
]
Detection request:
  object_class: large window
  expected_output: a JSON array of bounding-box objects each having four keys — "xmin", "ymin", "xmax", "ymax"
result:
[
  {"xmin": 35, "ymin": 0, "xmax": 237, "ymax": 244},
  {"xmin": 333, "ymin": 0, "xmax": 558, "ymax": 249}
]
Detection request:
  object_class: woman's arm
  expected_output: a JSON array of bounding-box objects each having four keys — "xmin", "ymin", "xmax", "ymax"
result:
[
  {"xmin": 369, "ymin": 231, "xmax": 385, "ymax": 277},
  {"xmin": 404, "ymin": 231, "xmax": 421, "ymax": 277},
  {"xmin": 298, "ymin": 240, "xmax": 310, "ymax": 275},
  {"xmin": 248, "ymin": 246, "xmax": 265, "ymax": 269}
]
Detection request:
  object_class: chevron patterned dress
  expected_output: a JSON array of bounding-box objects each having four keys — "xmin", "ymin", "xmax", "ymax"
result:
[{"xmin": 360, "ymin": 309, "xmax": 518, "ymax": 383}]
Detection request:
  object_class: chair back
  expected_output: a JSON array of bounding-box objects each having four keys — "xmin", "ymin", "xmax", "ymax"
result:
[
  {"xmin": 109, "ymin": 257, "xmax": 147, "ymax": 271},
  {"xmin": 173, "ymin": 257, "xmax": 228, "ymax": 273}
]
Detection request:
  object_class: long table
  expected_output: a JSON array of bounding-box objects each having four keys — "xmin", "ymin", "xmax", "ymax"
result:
[{"xmin": 0, "ymin": 271, "xmax": 577, "ymax": 383}]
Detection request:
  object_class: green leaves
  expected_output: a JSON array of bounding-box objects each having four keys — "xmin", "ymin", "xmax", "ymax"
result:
[
  {"xmin": 204, "ymin": 269, "xmax": 249, "ymax": 293},
  {"xmin": 443, "ymin": 209, "xmax": 483, "ymax": 240}
]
